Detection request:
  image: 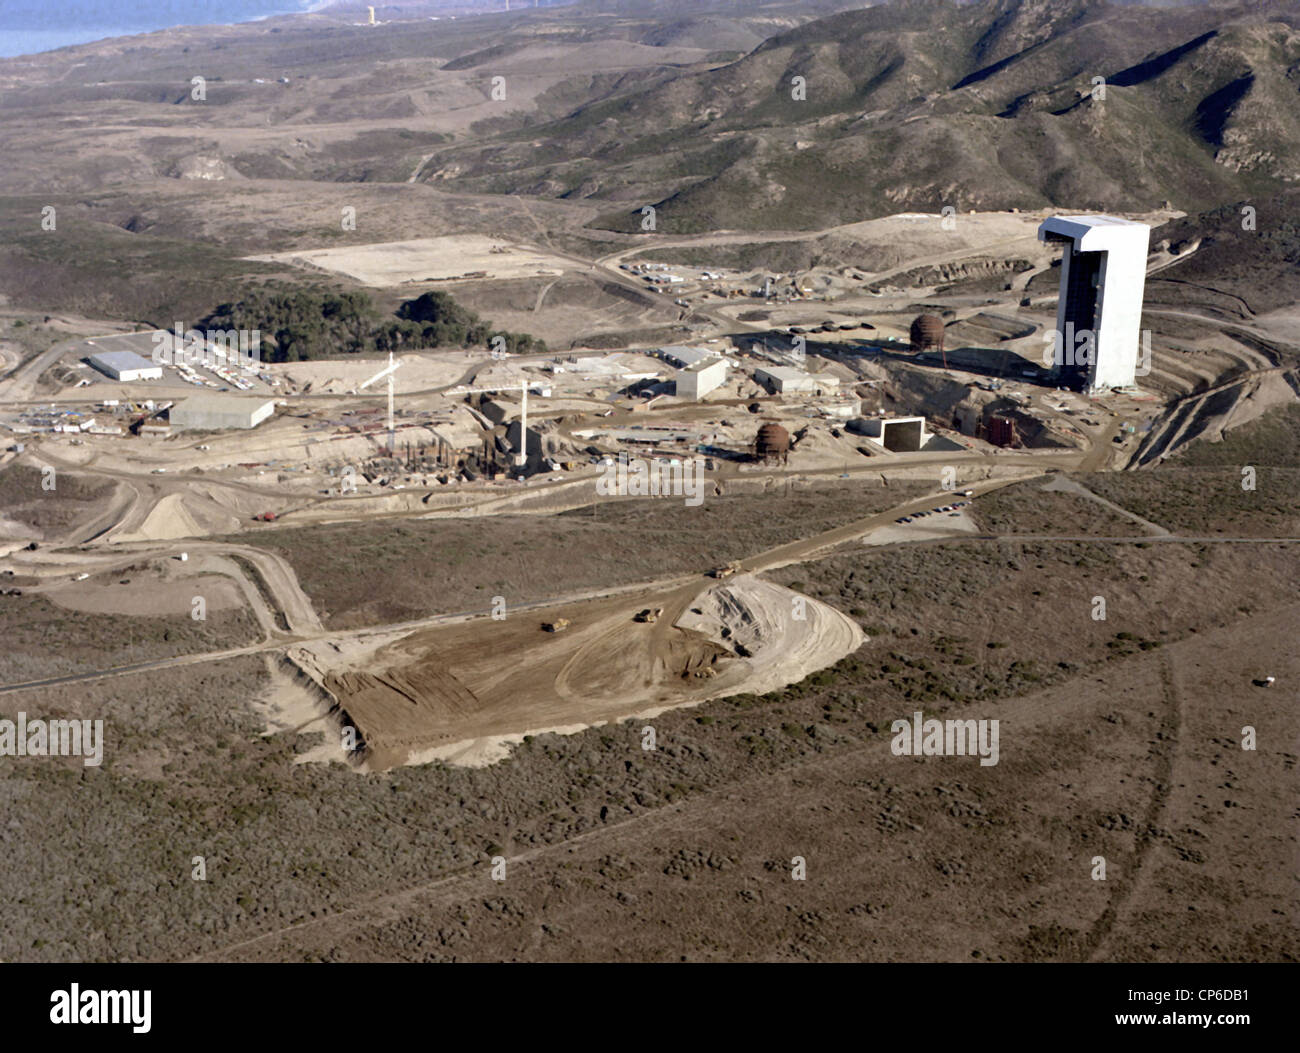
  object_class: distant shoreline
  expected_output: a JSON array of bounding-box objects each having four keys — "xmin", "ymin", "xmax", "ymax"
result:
[{"xmin": 0, "ymin": 1, "xmax": 327, "ymax": 59}]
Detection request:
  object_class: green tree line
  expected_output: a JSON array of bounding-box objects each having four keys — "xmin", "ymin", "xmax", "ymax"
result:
[{"xmin": 200, "ymin": 288, "xmax": 546, "ymax": 362}]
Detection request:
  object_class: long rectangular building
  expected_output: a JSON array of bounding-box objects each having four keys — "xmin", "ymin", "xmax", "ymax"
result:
[
  {"xmin": 170, "ymin": 395, "xmax": 275, "ymax": 431},
  {"xmin": 754, "ymin": 366, "xmax": 840, "ymax": 395},
  {"xmin": 86, "ymin": 350, "xmax": 163, "ymax": 382}
]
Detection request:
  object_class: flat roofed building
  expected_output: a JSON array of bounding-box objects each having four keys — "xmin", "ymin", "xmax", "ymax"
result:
[
  {"xmin": 675, "ymin": 358, "xmax": 728, "ymax": 400},
  {"xmin": 86, "ymin": 350, "xmax": 163, "ymax": 382},
  {"xmin": 754, "ymin": 366, "xmax": 841, "ymax": 395},
  {"xmin": 1038, "ymin": 215, "xmax": 1150, "ymax": 392},
  {"xmin": 658, "ymin": 345, "xmax": 714, "ymax": 369},
  {"xmin": 170, "ymin": 395, "xmax": 275, "ymax": 431}
]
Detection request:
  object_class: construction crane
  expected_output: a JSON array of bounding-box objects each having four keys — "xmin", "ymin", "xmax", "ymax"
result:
[
  {"xmin": 451, "ymin": 376, "xmax": 544, "ymax": 469},
  {"xmin": 358, "ymin": 351, "xmax": 402, "ymax": 453}
]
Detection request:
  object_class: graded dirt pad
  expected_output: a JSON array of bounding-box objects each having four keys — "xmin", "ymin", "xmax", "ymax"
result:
[
  {"xmin": 248, "ymin": 236, "xmax": 571, "ymax": 288},
  {"xmin": 863, "ymin": 508, "xmax": 982, "ymax": 548},
  {"xmin": 43, "ymin": 571, "xmax": 243, "ymax": 618},
  {"xmin": 322, "ymin": 574, "xmax": 863, "ymax": 770},
  {"xmin": 274, "ymin": 350, "xmax": 477, "ymax": 394},
  {"xmin": 193, "ymin": 601, "xmax": 1299, "ymax": 963}
]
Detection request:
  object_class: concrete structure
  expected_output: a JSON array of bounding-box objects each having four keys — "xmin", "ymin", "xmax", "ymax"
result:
[
  {"xmin": 170, "ymin": 395, "xmax": 275, "ymax": 431},
  {"xmin": 754, "ymin": 366, "xmax": 840, "ymax": 395},
  {"xmin": 853, "ymin": 416, "xmax": 928, "ymax": 452},
  {"xmin": 658, "ymin": 345, "xmax": 714, "ymax": 369},
  {"xmin": 568, "ymin": 354, "xmax": 659, "ymax": 381},
  {"xmin": 86, "ymin": 350, "xmax": 162, "ymax": 382},
  {"xmin": 427, "ymin": 409, "xmax": 485, "ymax": 455},
  {"xmin": 1038, "ymin": 215, "xmax": 1150, "ymax": 392},
  {"xmin": 951, "ymin": 400, "xmax": 982, "ymax": 437},
  {"xmin": 675, "ymin": 358, "xmax": 727, "ymax": 400},
  {"xmin": 818, "ymin": 398, "xmax": 862, "ymax": 419}
]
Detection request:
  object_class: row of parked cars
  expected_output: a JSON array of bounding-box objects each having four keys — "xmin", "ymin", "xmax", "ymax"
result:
[{"xmin": 896, "ymin": 491, "xmax": 974, "ymax": 524}]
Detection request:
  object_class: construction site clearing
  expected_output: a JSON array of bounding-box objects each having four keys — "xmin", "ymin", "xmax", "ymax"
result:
[
  {"xmin": 2, "ymin": 208, "xmax": 1296, "ymax": 770},
  {"xmin": 283, "ymin": 572, "xmax": 865, "ymax": 770}
]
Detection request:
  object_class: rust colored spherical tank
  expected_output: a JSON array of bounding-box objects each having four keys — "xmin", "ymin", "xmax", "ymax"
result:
[
  {"xmin": 910, "ymin": 314, "xmax": 945, "ymax": 352},
  {"xmin": 756, "ymin": 422, "xmax": 791, "ymax": 462}
]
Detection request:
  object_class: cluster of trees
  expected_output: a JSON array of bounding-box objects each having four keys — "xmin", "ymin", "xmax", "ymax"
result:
[
  {"xmin": 200, "ymin": 288, "xmax": 545, "ymax": 362},
  {"xmin": 391, "ymin": 292, "xmax": 545, "ymax": 356}
]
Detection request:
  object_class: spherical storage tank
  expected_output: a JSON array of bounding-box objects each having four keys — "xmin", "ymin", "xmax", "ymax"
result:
[
  {"xmin": 755, "ymin": 422, "xmax": 791, "ymax": 463},
  {"xmin": 910, "ymin": 314, "xmax": 945, "ymax": 352}
]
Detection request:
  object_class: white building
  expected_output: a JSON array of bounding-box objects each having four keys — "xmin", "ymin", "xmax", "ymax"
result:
[
  {"xmin": 658, "ymin": 345, "xmax": 714, "ymax": 369},
  {"xmin": 675, "ymin": 358, "xmax": 728, "ymax": 400},
  {"xmin": 1038, "ymin": 215, "xmax": 1150, "ymax": 391},
  {"xmin": 754, "ymin": 366, "xmax": 840, "ymax": 395},
  {"xmin": 86, "ymin": 350, "xmax": 163, "ymax": 382},
  {"xmin": 568, "ymin": 354, "xmax": 660, "ymax": 381},
  {"xmin": 170, "ymin": 395, "xmax": 275, "ymax": 431}
]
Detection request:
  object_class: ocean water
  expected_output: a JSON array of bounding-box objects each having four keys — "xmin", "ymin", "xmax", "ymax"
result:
[{"xmin": 0, "ymin": 1, "xmax": 326, "ymax": 58}]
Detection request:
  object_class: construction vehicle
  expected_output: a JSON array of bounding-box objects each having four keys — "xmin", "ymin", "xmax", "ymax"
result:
[
  {"xmin": 542, "ymin": 618, "xmax": 570, "ymax": 633},
  {"xmin": 711, "ymin": 560, "xmax": 741, "ymax": 579},
  {"xmin": 252, "ymin": 511, "xmax": 278, "ymax": 522},
  {"xmin": 634, "ymin": 607, "xmax": 663, "ymax": 623}
]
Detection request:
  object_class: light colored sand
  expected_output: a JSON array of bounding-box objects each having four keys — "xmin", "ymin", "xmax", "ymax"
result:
[
  {"xmin": 248, "ymin": 236, "xmax": 570, "ymax": 287},
  {"xmin": 406, "ymin": 723, "xmax": 593, "ymax": 769},
  {"xmin": 677, "ymin": 574, "xmax": 865, "ymax": 699},
  {"xmin": 863, "ymin": 507, "xmax": 981, "ymax": 545},
  {"xmin": 113, "ymin": 492, "xmax": 203, "ymax": 542},
  {"xmin": 274, "ymin": 351, "xmax": 478, "ymax": 393}
]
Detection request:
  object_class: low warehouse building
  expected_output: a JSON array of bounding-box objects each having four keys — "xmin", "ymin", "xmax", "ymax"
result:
[
  {"xmin": 754, "ymin": 366, "xmax": 840, "ymax": 395},
  {"xmin": 675, "ymin": 358, "xmax": 728, "ymax": 400},
  {"xmin": 86, "ymin": 350, "xmax": 163, "ymax": 382},
  {"xmin": 170, "ymin": 395, "xmax": 276, "ymax": 431}
]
